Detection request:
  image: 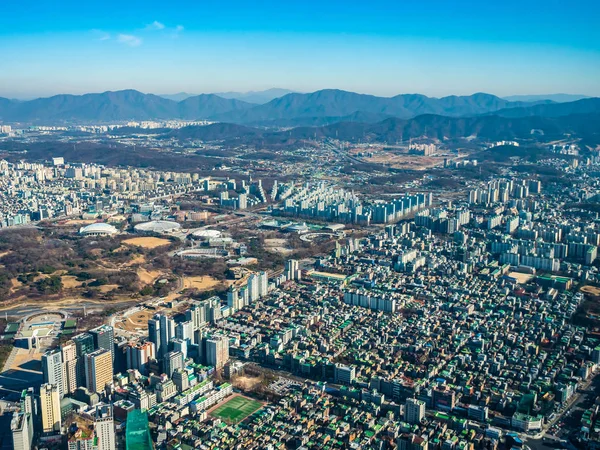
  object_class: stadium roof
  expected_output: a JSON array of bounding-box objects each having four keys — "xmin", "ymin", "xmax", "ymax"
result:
[
  {"xmin": 134, "ymin": 220, "xmax": 181, "ymax": 233},
  {"xmin": 79, "ymin": 222, "xmax": 118, "ymax": 235}
]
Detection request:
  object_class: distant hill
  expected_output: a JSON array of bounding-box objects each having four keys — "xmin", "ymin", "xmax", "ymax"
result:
[
  {"xmin": 4, "ymin": 90, "xmax": 179, "ymax": 122},
  {"xmin": 159, "ymin": 89, "xmax": 296, "ymax": 104},
  {"xmin": 0, "ymin": 97, "xmax": 14, "ymax": 108},
  {"xmin": 492, "ymin": 98, "xmax": 600, "ymax": 118},
  {"xmin": 252, "ymin": 111, "xmax": 395, "ymax": 127},
  {"xmin": 168, "ymin": 112, "xmax": 600, "ymax": 144},
  {"xmin": 158, "ymin": 92, "xmax": 197, "ymax": 102},
  {"xmin": 503, "ymin": 94, "xmax": 590, "ymax": 103},
  {"xmin": 0, "ymin": 97, "xmax": 15, "ymax": 118},
  {"xmin": 177, "ymin": 94, "xmax": 254, "ymax": 119},
  {"xmin": 0, "ymin": 90, "xmax": 253, "ymax": 123},
  {"xmin": 212, "ymin": 88, "xmax": 296, "ymax": 104},
  {"xmin": 282, "ymin": 114, "xmax": 596, "ymax": 142},
  {"xmin": 213, "ymin": 90, "xmax": 554, "ymax": 125}
]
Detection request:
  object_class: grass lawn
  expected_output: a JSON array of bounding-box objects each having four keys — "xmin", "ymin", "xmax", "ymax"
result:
[{"xmin": 210, "ymin": 396, "xmax": 262, "ymax": 424}]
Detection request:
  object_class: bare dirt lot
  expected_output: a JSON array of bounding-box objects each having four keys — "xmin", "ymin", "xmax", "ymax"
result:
[
  {"xmin": 61, "ymin": 219, "xmax": 98, "ymax": 226},
  {"xmin": 581, "ymin": 285, "xmax": 600, "ymax": 296},
  {"xmin": 61, "ymin": 275, "xmax": 84, "ymax": 289},
  {"xmin": 122, "ymin": 237, "xmax": 172, "ymax": 249},
  {"xmin": 99, "ymin": 284, "xmax": 120, "ymax": 293},
  {"xmin": 137, "ymin": 268, "xmax": 162, "ymax": 284},
  {"xmin": 183, "ymin": 276, "xmax": 222, "ymax": 291},
  {"xmin": 507, "ymin": 272, "xmax": 534, "ymax": 284},
  {"xmin": 124, "ymin": 255, "xmax": 146, "ymax": 266},
  {"xmin": 264, "ymin": 238, "xmax": 293, "ymax": 255},
  {"xmin": 10, "ymin": 278, "xmax": 22, "ymax": 293},
  {"xmin": 349, "ymin": 149, "xmax": 448, "ymax": 170},
  {"xmin": 116, "ymin": 310, "xmax": 155, "ymax": 332}
]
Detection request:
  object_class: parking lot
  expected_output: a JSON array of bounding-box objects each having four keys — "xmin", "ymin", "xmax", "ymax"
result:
[{"xmin": 268, "ymin": 377, "xmax": 302, "ymax": 395}]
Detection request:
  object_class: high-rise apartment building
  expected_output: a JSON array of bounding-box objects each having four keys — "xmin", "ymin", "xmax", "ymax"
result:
[
  {"xmin": 258, "ymin": 271, "xmax": 269, "ymax": 297},
  {"xmin": 40, "ymin": 383, "xmax": 61, "ymax": 433},
  {"xmin": 62, "ymin": 340, "xmax": 78, "ymax": 394},
  {"xmin": 164, "ymin": 351, "xmax": 184, "ymax": 378},
  {"xmin": 85, "ymin": 349, "xmax": 113, "ymax": 394},
  {"xmin": 20, "ymin": 388, "xmax": 37, "ymax": 438},
  {"xmin": 175, "ymin": 320, "xmax": 194, "ymax": 344},
  {"xmin": 185, "ymin": 301, "xmax": 206, "ymax": 333},
  {"xmin": 94, "ymin": 404, "xmax": 116, "ymax": 450},
  {"xmin": 150, "ymin": 314, "xmax": 175, "ymax": 359},
  {"xmin": 405, "ymin": 398, "xmax": 426, "ymax": 424},
  {"xmin": 126, "ymin": 341, "xmax": 155, "ymax": 376},
  {"xmin": 41, "ymin": 348, "xmax": 65, "ymax": 398},
  {"xmin": 148, "ymin": 316, "xmax": 161, "ymax": 358},
  {"xmin": 161, "ymin": 314, "xmax": 175, "ymax": 351},
  {"xmin": 227, "ymin": 288, "xmax": 241, "ymax": 311},
  {"xmin": 247, "ymin": 273, "xmax": 259, "ymax": 302},
  {"xmin": 285, "ymin": 259, "xmax": 301, "ymax": 281},
  {"xmin": 11, "ymin": 412, "xmax": 32, "ymax": 450},
  {"xmin": 171, "ymin": 338, "xmax": 188, "ymax": 360},
  {"xmin": 205, "ymin": 336, "xmax": 229, "ymax": 369},
  {"xmin": 238, "ymin": 193, "xmax": 247, "ymax": 210},
  {"xmin": 73, "ymin": 333, "xmax": 95, "ymax": 387},
  {"xmin": 89, "ymin": 325, "xmax": 115, "ymax": 362}
]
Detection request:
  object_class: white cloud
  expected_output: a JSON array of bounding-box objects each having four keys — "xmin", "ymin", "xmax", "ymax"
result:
[
  {"xmin": 93, "ymin": 21, "xmax": 179, "ymax": 46},
  {"xmin": 170, "ymin": 25, "xmax": 185, "ymax": 38},
  {"xmin": 91, "ymin": 29, "xmax": 111, "ymax": 41},
  {"xmin": 117, "ymin": 34, "xmax": 143, "ymax": 47},
  {"xmin": 146, "ymin": 20, "xmax": 165, "ymax": 31}
]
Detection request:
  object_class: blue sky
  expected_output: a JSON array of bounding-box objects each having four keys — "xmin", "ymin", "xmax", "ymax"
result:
[{"xmin": 0, "ymin": 0, "xmax": 599, "ymax": 98}]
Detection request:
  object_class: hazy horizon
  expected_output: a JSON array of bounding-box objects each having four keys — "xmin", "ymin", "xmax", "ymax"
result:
[
  {"xmin": 1, "ymin": 0, "xmax": 599, "ymax": 99},
  {"xmin": 1, "ymin": 88, "xmax": 595, "ymax": 102}
]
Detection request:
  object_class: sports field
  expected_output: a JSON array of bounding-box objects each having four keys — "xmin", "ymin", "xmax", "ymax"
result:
[{"xmin": 209, "ymin": 395, "xmax": 262, "ymax": 423}]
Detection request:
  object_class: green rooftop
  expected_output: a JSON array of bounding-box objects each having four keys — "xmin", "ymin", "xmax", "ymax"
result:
[{"xmin": 126, "ymin": 410, "xmax": 152, "ymax": 450}]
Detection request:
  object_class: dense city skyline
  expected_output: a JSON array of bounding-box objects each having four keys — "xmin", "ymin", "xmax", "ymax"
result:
[
  {"xmin": 1, "ymin": 0, "xmax": 599, "ymax": 98},
  {"xmin": 3, "ymin": 2, "xmax": 600, "ymax": 449}
]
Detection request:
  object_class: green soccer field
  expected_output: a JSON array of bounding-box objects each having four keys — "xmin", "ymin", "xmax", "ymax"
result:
[{"xmin": 210, "ymin": 396, "xmax": 262, "ymax": 423}]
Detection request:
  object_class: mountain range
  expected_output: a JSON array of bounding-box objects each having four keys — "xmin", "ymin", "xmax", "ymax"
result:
[
  {"xmin": 159, "ymin": 88, "xmax": 296, "ymax": 104},
  {"xmin": 502, "ymin": 94, "xmax": 589, "ymax": 103},
  {"xmin": 483, "ymin": 98, "xmax": 600, "ymax": 118},
  {"xmin": 158, "ymin": 92, "xmax": 197, "ymax": 102},
  {"xmin": 167, "ymin": 112, "xmax": 600, "ymax": 144},
  {"xmin": 0, "ymin": 90, "xmax": 254, "ymax": 123},
  {"xmin": 211, "ymin": 88, "xmax": 296, "ymax": 104},
  {"xmin": 211, "ymin": 90, "xmax": 554, "ymax": 124},
  {"xmin": 0, "ymin": 89, "xmax": 599, "ymax": 126}
]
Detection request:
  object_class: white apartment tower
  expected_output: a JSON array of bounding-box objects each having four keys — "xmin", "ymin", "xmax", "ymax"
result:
[
  {"xmin": 285, "ymin": 259, "xmax": 301, "ymax": 281},
  {"xmin": 42, "ymin": 349, "xmax": 66, "ymax": 398},
  {"xmin": 94, "ymin": 404, "xmax": 116, "ymax": 450},
  {"xmin": 11, "ymin": 412, "xmax": 32, "ymax": 450},
  {"xmin": 405, "ymin": 398, "xmax": 426, "ymax": 424}
]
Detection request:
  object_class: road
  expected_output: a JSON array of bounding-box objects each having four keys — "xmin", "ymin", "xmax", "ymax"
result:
[{"xmin": 526, "ymin": 372, "xmax": 600, "ymax": 450}]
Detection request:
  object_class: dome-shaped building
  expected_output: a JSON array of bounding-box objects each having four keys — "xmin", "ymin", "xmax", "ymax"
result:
[
  {"xmin": 79, "ymin": 222, "xmax": 118, "ymax": 236},
  {"xmin": 191, "ymin": 229, "xmax": 222, "ymax": 240},
  {"xmin": 286, "ymin": 222, "xmax": 309, "ymax": 234},
  {"xmin": 134, "ymin": 220, "xmax": 181, "ymax": 234}
]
